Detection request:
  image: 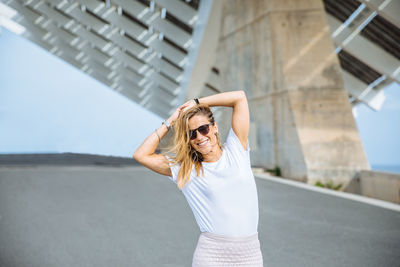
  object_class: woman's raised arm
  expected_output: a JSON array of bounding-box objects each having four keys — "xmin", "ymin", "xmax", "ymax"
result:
[
  {"xmin": 181, "ymin": 90, "xmax": 249, "ymax": 150},
  {"xmin": 132, "ymin": 108, "xmax": 182, "ymax": 176},
  {"xmin": 133, "ymin": 90, "xmax": 250, "ymax": 175}
]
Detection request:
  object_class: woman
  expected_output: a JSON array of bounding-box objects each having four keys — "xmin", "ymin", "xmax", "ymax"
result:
[{"xmin": 133, "ymin": 90, "xmax": 263, "ymax": 266}]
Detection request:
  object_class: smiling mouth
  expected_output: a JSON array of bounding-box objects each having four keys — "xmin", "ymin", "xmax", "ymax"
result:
[{"xmin": 197, "ymin": 139, "xmax": 209, "ymax": 146}]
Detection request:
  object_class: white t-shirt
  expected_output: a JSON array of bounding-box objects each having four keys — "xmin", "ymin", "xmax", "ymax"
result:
[{"xmin": 168, "ymin": 128, "xmax": 259, "ymax": 237}]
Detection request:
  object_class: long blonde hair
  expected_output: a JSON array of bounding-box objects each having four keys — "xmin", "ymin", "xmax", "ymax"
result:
[{"xmin": 166, "ymin": 104, "xmax": 223, "ymax": 190}]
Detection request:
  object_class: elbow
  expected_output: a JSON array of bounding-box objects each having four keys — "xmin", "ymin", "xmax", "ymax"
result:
[
  {"xmin": 133, "ymin": 154, "xmax": 144, "ymax": 165},
  {"xmin": 132, "ymin": 151, "xmax": 141, "ymax": 162},
  {"xmin": 133, "ymin": 150, "xmax": 150, "ymax": 165},
  {"xmin": 235, "ymin": 90, "xmax": 247, "ymax": 104},
  {"xmin": 238, "ymin": 90, "xmax": 246, "ymax": 100}
]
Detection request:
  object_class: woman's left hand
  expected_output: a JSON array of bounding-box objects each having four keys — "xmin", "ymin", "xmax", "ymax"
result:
[{"xmin": 179, "ymin": 99, "xmax": 197, "ymax": 113}]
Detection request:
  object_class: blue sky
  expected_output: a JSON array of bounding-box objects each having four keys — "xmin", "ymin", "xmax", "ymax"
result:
[
  {"xmin": 1, "ymin": 29, "xmax": 399, "ymax": 167},
  {"xmin": 0, "ymin": 29, "xmax": 162, "ymax": 157},
  {"xmin": 355, "ymin": 82, "xmax": 400, "ymax": 166}
]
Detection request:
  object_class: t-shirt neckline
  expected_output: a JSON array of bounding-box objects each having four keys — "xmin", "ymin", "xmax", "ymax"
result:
[{"xmin": 201, "ymin": 147, "xmax": 225, "ymax": 165}]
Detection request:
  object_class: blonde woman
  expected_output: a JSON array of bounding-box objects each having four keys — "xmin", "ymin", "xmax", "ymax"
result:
[{"xmin": 133, "ymin": 91, "xmax": 263, "ymax": 266}]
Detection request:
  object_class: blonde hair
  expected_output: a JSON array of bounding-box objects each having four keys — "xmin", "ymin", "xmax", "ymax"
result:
[{"xmin": 165, "ymin": 104, "xmax": 223, "ymax": 190}]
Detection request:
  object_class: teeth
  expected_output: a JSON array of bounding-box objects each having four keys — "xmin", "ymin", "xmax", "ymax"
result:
[{"xmin": 198, "ymin": 140, "xmax": 208, "ymax": 146}]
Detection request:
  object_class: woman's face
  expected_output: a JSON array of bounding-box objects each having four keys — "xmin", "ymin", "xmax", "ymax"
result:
[{"xmin": 188, "ymin": 114, "xmax": 218, "ymax": 155}]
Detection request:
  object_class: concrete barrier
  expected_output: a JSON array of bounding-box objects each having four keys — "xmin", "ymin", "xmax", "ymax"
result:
[{"xmin": 357, "ymin": 170, "xmax": 400, "ymax": 204}]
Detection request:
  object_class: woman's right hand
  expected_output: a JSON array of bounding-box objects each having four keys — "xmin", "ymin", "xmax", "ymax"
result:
[
  {"xmin": 167, "ymin": 99, "xmax": 197, "ymax": 125},
  {"xmin": 167, "ymin": 107, "xmax": 182, "ymax": 126}
]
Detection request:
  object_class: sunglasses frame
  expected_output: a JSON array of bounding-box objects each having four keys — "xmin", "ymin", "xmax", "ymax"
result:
[{"xmin": 189, "ymin": 122, "xmax": 214, "ymax": 140}]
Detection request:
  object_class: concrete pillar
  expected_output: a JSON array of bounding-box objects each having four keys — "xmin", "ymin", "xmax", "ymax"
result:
[{"xmin": 214, "ymin": 0, "xmax": 370, "ymax": 188}]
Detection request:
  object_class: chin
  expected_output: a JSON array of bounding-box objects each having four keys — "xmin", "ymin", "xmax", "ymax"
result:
[
  {"xmin": 199, "ymin": 148, "xmax": 211, "ymax": 155},
  {"xmin": 197, "ymin": 145, "xmax": 213, "ymax": 154}
]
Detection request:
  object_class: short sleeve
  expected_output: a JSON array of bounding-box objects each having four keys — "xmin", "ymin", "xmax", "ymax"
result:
[
  {"xmin": 225, "ymin": 128, "xmax": 250, "ymax": 159},
  {"xmin": 166, "ymin": 155, "xmax": 179, "ymax": 184}
]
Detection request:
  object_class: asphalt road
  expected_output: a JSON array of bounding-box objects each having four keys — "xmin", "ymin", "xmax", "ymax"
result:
[{"xmin": 0, "ymin": 165, "xmax": 399, "ymax": 267}]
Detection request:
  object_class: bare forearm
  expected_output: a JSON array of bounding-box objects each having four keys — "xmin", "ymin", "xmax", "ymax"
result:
[
  {"xmin": 133, "ymin": 106, "xmax": 178, "ymax": 160},
  {"xmin": 198, "ymin": 90, "xmax": 245, "ymax": 108},
  {"xmin": 133, "ymin": 123, "xmax": 168, "ymax": 159}
]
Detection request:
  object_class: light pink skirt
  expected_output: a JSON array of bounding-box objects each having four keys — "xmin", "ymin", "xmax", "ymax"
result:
[{"xmin": 192, "ymin": 231, "xmax": 263, "ymax": 266}]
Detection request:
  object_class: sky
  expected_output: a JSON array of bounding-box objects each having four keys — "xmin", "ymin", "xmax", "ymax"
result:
[
  {"xmin": 0, "ymin": 29, "xmax": 399, "ymax": 168},
  {"xmin": 354, "ymin": 82, "xmax": 400, "ymax": 167},
  {"xmin": 0, "ymin": 29, "xmax": 162, "ymax": 158}
]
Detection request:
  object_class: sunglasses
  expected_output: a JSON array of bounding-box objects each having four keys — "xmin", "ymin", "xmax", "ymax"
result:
[{"xmin": 189, "ymin": 123, "xmax": 214, "ymax": 140}]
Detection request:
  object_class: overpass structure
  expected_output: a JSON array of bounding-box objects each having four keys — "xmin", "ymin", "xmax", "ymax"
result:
[
  {"xmin": 1, "ymin": 0, "xmax": 398, "ymax": 113},
  {"xmin": 0, "ymin": 0, "xmax": 399, "ymax": 186},
  {"xmin": 0, "ymin": 0, "xmax": 219, "ymax": 118},
  {"xmin": 324, "ymin": 0, "xmax": 400, "ymax": 111}
]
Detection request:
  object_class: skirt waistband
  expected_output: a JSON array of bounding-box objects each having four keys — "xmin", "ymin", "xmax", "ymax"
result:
[{"xmin": 201, "ymin": 231, "xmax": 259, "ymax": 242}]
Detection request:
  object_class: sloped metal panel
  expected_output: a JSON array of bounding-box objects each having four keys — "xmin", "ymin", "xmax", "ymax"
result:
[
  {"xmin": 323, "ymin": 0, "xmax": 400, "ymax": 111},
  {"xmin": 2, "ymin": 0, "xmax": 212, "ymax": 118}
]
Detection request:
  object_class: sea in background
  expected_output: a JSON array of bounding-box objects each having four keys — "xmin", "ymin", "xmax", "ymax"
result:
[{"xmin": 371, "ymin": 164, "xmax": 400, "ymax": 174}]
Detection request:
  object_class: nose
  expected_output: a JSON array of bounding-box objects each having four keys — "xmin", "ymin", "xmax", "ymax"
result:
[
  {"xmin": 194, "ymin": 129, "xmax": 207, "ymax": 141},
  {"xmin": 194, "ymin": 130, "xmax": 202, "ymax": 140}
]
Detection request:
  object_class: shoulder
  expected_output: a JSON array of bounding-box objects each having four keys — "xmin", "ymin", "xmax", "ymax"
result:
[
  {"xmin": 225, "ymin": 128, "xmax": 250, "ymax": 154},
  {"xmin": 165, "ymin": 155, "xmax": 180, "ymax": 184},
  {"xmin": 165, "ymin": 156, "xmax": 197, "ymax": 186},
  {"xmin": 223, "ymin": 127, "xmax": 251, "ymax": 164}
]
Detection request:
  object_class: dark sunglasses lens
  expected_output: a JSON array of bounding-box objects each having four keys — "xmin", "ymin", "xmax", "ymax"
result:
[
  {"xmin": 198, "ymin": 124, "xmax": 210, "ymax": 135},
  {"xmin": 189, "ymin": 124, "xmax": 210, "ymax": 140}
]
